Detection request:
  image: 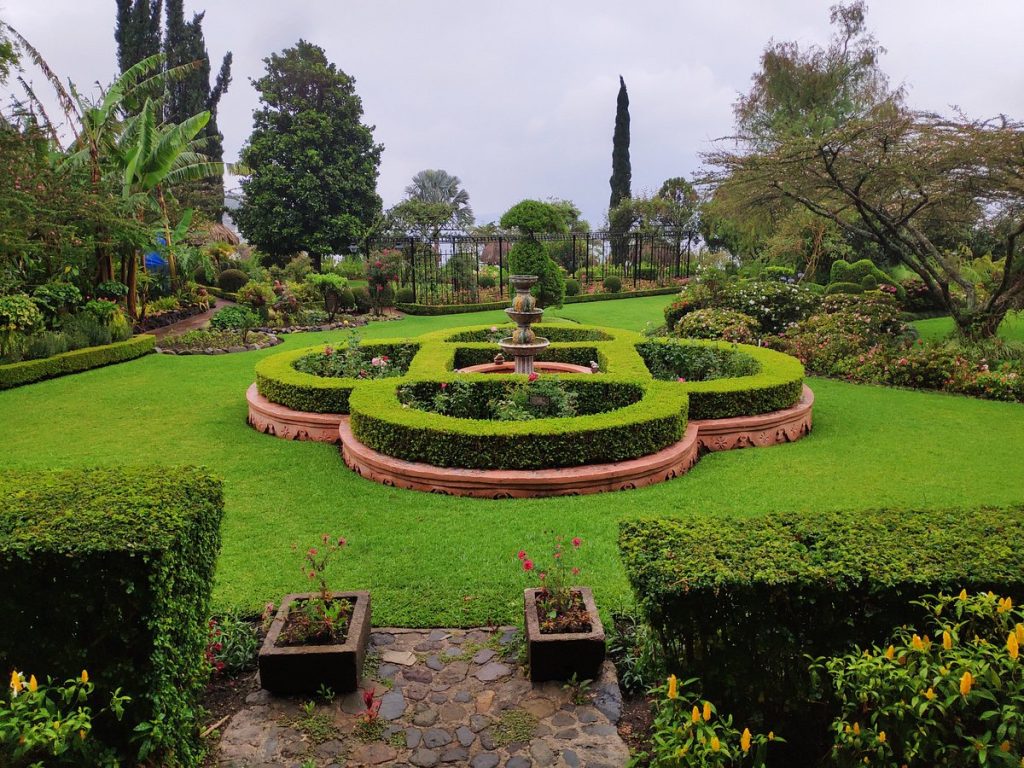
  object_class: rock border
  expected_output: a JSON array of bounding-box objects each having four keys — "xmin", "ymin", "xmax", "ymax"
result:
[{"xmin": 157, "ymin": 333, "xmax": 281, "ymax": 355}]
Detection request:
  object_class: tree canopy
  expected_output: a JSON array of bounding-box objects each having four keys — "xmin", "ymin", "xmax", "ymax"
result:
[{"xmin": 234, "ymin": 40, "xmax": 383, "ymax": 270}]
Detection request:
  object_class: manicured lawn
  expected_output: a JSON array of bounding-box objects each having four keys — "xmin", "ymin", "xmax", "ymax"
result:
[
  {"xmin": 913, "ymin": 310, "xmax": 1024, "ymax": 343},
  {"xmin": 2, "ymin": 297, "xmax": 1023, "ymax": 626}
]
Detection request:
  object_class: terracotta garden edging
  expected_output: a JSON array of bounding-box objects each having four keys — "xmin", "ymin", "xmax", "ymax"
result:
[{"xmin": 246, "ymin": 384, "xmax": 814, "ymax": 497}]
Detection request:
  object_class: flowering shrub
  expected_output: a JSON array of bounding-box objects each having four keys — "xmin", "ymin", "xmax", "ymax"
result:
[
  {"xmin": 815, "ymin": 591, "xmax": 1024, "ymax": 767},
  {"xmin": 401, "ymin": 377, "xmax": 580, "ymax": 421},
  {"xmin": 636, "ymin": 675, "xmax": 777, "ymax": 767},
  {"xmin": 517, "ymin": 535, "xmax": 588, "ymax": 631},
  {"xmin": 676, "ymin": 308, "xmax": 760, "ymax": 344},
  {"xmin": 274, "ymin": 534, "xmax": 353, "ymax": 646},
  {"xmin": 637, "ymin": 340, "xmax": 759, "ymax": 382},
  {"xmin": 1, "ymin": 670, "xmax": 130, "ymax": 767},
  {"xmin": 293, "ymin": 333, "xmax": 411, "ymax": 380},
  {"xmin": 366, "ymin": 259, "xmax": 398, "ymax": 314},
  {"xmin": 206, "ymin": 614, "xmax": 260, "ymax": 677},
  {"xmin": 665, "ymin": 279, "xmax": 819, "ymax": 335}
]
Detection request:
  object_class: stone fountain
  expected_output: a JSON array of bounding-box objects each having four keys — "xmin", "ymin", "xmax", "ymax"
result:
[{"xmin": 499, "ymin": 275, "xmax": 550, "ymax": 375}]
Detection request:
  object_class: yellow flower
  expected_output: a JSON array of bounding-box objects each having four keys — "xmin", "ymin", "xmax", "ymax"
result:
[
  {"xmin": 1016, "ymin": 624, "xmax": 1024, "ymax": 645},
  {"xmin": 10, "ymin": 670, "xmax": 22, "ymax": 695},
  {"xmin": 741, "ymin": 728, "xmax": 752, "ymax": 753},
  {"xmin": 691, "ymin": 705, "xmax": 701, "ymax": 723},
  {"xmin": 942, "ymin": 630, "xmax": 953, "ymax": 651},
  {"xmin": 1009, "ymin": 632, "xmax": 1020, "ymax": 661},
  {"xmin": 703, "ymin": 701, "xmax": 712, "ymax": 722},
  {"xmin": 666, "ymin": 674, "xmax": 678, "ymax": 700},
  {"xmin": 879, "ymin": 731, "xmax": 887, "ymax": 744},
  {"xmin": 959, "ymin": 589, "xmax": 969, "ymax": 601},
  {"xmin": 79, "ymin": 729, "xmax": 87, "ymax": 741},
  {"xmin": 28, "ymin": 675, "xmax": 37, "ymax": 693},
  {"xmin": 80, "ymin": 670, "xmax": 88, "ymax": 684},
  {"xmin": 999, "ymin": 597, "xmax": 1013, "ymax": 613},
  {"xmin": 1001, "ymin": 741, "xmax": 1011, "ymax": 752},
  {"xmin": 923, "ymin": 687, "xmax": 936, "ymax": 700},
  {"xmin": 675, "ymin": 746, "xmax": 689, "ymax": 757},
  {"xmin": 853, "ymin": 722, "xmax": 861, "ymax": 735},
  {"xmin": 710, "ymin": 735, "xmax": 721, "ymax": 752},
  {"xmin": 884, "ymin": 645, "xmax": 895, "ymax": 660},
  {"xmin": 768, "ymin": 731, "xmax": 775, "ymax": 741},
  {"xmin": 960, "ymin": 671, "xmax": 974, "ymax": 696}
]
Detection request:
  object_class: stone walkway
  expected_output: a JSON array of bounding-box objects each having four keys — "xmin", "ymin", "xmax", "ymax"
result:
[
  {"xmin": 217, "ymin": 627, "xmax": 629, "ymax": 768},
  {"xmin": 150, "ymin": 299, "xmax": 232, "ymax": 338}
]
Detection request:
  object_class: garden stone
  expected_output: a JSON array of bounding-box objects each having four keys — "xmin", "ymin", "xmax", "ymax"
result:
[
  {"xmin": 439, "ymin": 702, "xmax": 466, "ymax": 721},
  {"xmin": 576, "ymin": 706, "xmax": 599, "ymax": 723},
  {"xmin": 376, "ymin": 663, "xmax": 400, "ymax": 680},
  {"xmin": 404, "ymin": 682, "xmax": 429, "ymax": 701},
  {"xmin": 404, "ymin": 666, "xmax": 433, "ymax": 683},
  {"xmin": 479, "ymin": 729, "xmax": 497, "ymax": 750},
  {"xmin": 472, "ymin": 649, "xmax": 496, "ymax": 664},
  {"xmin": 522, "ymin": 697, "xmax": 555, "ymax": 719},
  {"xmin": 409, "ymin": 747, "xmax": 439, "ymax": 767},
  {"xmin": 426, "ymin": 655, "xmax": 444, "ymax": 671},
  {"xmin": 437, "ymin": 661, "xmax": 469, "ymax": 684},
  {"xmin": 555, "ymin": 729, "xmax": 578, "ymax": 739},
  {"xmin": 470, "ymin": 754, "xmax": 500, "ymax": 768},
  {"xmin": 551, "ymin": 712, "xmax": 574, "ymax": 727},
  {"xmin": 422, "ymin": 727, "xmax": 452, "ymax": 748},
  {"xmin": 370, "ymin": 632, "xmax": 395, "ymax": 646},
  {"xmin": 530, "ymin": 740, "xmax": 556, "ymax": 766},
  {"xmin": 562, "ymin": 748, "xmax": 580, "ymax": 767},
  {"xmin": 429, "ymin": 692, "xmax": 447, "ymax": 703},
  {"xmin": 383, "ymin": 650, "xmax": 417, "ymax": 666},
  {"xmin": 429, "ymin": 629, "xmax": 450, "ymax": 642},
  {"xmin": 440, "ymin": 746, "xmax": 468, "ymax": 762},
  {"xmin": 469, "ymin": 714, "xmax": 491, "ymax": 732},
  {"xmin": 455, "ymin": 725, "xmax": 475, "ymax": 747},
  {"xmin": 474, "ymin": 690, "xmax": 494, "ymax": 713},
  {"xmin": 454, "ymin": 690, "xmax": 471, "ymax": 703},
  {"xmin": 506, "ymin": 756, "xmax": 532, "ymax": 768},
  {"xmin": 340, "ymin": 690, "xmax": 366, "ymax": 714},
  {"xmin": 405, "ymin": 727, "xmax": 422, "ymax": 748},
  {"xmin": 379, "ymin": 690, "xmax": 407, "ymax": 720},
  {"xmin": 413, "ymin": 706, "xmax": 439, "ymax": 727},
  {"xmin": 474, "ymin": 662, "xmax": 511, "ymax": 682},
  {"xmin": 352, "ymin": 742, "xmax": 396, "ymax": 764},
  {"xmin": 415, "ymin": 640, "xmax": 441, "ymax": 652},
  {"xmin": 582, "ymin": 723, "xmax": 618, "ymax": 737}
]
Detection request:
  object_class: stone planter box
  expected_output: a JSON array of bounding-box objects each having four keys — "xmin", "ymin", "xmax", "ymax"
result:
[
  {"xmin": 524, "ymin": 587, "xmax": 605, "ymax": 682},
  {"xmin": 258, "ymin": 591, "xmax": 371, "ymax": 694}
]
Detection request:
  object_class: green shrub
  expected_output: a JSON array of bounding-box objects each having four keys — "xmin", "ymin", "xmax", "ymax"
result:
[
  {"xmin": 21, "ymin": 331, "xmax": 69, "ymax": 361},
  {"xmin": 63, "ymin": 313, "xmax": 112, "ymax": 348},
  {"xmin": 31, "ymin": 282, "xmax": 82, "ymax": 326},
  {"xmin": 337, "ymin": 286, "xmax": 356, "ymax": 313},
  {"xmin": 619, "ymin": 506, "xmax": 1024, "ymax": 766},
  {"xmin": 676, "ymin": 308, "xmax": 759, "ymax": 344},
  {"xmin": 665, "ymin": 280, "xmax": 819, "ymax": 334},
  {"xmin": 830, "ymin": 258, "xmax": 886, "ymax": 286},
  {"xmin": 603, "ymin": 275, "xmax": 622, "ymax": 293},
  {"xmin": 825, "ymin": 281, "xmax": 864, "ymax": 295},
  {"xmin": 96, "ymin": 281, "xmax": 128, "ymax": 301},
  {"xmin": 0, "ymin": 467, "xmax": 224, "ymax": 765},
  {"xmin": 637, "ymin": 340, "xmax": 759, "ymax": 382},
  {"xmin": 506, "ymin": 239, "xmax": 564, "ymax": 307},
  {"xmin": 760, "ymin": 265, "xmax": 796, "ymax": 282},
  {"xmin": 193, "ymin": 266, "xmax": 212, "ymax": 285},
  {"xmin": 478, "ymin": 273, "xmax": 496, "ymax": 290},
  {"xmin": 353, "ymin": 286, "xmax": 372, "ymax": 314},
  {"xmin": 0, "ymin": 294, "xmax": 43, "ymax": 357},
  {"xmin": 860, "ymin": 274, "xmax": 878, "ymax": 290},
  {"xmin": 816, "ymin": 590, "xmax": 1024, "ymax": 767},
  {"xmin": 564, "ymin": 278, "xmax": 581, "ymax": 297},
  {"xmin": 210, "ymin": 306, "xmax": 259, "ymax": 340},
  {"xmin": 395, "ymin": 286, "xmax": 415, "ymax": 304},
  {"xmin": 217, "ymin": 268, "xmax": 248, "ymax": 293},
  {"xmin": 146, "ymin": 296, "xmax": 181, "ymax": 314},
  {"xmin": 0, "ymin": 335, "xmax": 154, "ymax": 390}
]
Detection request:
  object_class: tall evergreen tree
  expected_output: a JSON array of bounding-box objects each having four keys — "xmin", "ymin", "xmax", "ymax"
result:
[
  {"xmin": 235, "ymin": 40, "xmax": 383, "ymax": 271},
  {"xmin": 609, "ymin": 75, "xmax": 631, "ymax": 211},
  {"xmin": 114, "ymin": 0, "xmax": 162, "ymax": 74},
  {"xmin": 163, "ymin": 0, "xmax": 231, "ymax": 218}
]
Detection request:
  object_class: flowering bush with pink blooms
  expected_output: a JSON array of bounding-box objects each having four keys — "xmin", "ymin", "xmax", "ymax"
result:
[
  {"xmin": 293, "ymin": 332, "xmax": 417, "ymax": 380},
  {"xmin": 518, "ymin": 535, "xmax": 587, "ymax": 631},
  {"xmin": 272, "ymin": 534, "xmax": 354, "ymax": 647}
]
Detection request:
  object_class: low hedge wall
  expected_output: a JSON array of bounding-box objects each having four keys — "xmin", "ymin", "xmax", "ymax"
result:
[
  {"xmin": 254, "ymin": 342, "xmax": 420, "ymax": 413},
  {"xmin": 395, "ymin": 286, "xmax": 679, "ymax": 316},
  {"xmin": 0, "ymin": 334, "xmax": 155, "ymax": 390},
  {"xmin": 619, "ymin": 507, "xmax": 1024, "ymax": 765},
  {"xmin": 0, "ymin": 466, "xmax": 224, "ymax": 766},
  {"xmin": 637, "ymin": 340, "xmax": 805, "ymax": 419},
  {"xmin": 349, "ymin": 376, "xmax": 686, "ymax": 469}
]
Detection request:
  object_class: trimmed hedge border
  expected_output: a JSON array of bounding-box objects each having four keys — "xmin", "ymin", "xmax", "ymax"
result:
[
  {"xmin": 619, "ymin": 508, "xmax": 1024, "ymax": 763},
  {"xmin": 395, "ymin": 286, "xmax": 680, "ymax": 316},
  {"xmin": 0, "ymin": 466, "xmax": 224, "ymax": 766},
  {"xmin": 0, "ymin": 334, "xmax": 155, "ymax": 390},
  {"xmin": 252, "ymin": 324, "xmax": 805, "ymax": 470}
]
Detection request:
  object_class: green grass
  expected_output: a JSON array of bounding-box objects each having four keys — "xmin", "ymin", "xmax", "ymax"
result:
[
  {"xmin": 2, "ymin": 297, "xmax": 1023, "ymax": 626},
  {"xmin": 913, "ymin": 311, "xmax": 1024, "ymax": 343}
]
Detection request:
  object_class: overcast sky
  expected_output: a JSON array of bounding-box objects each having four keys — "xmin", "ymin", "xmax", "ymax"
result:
[{"xmin": 3, "ymin": 1, "xmax": 1024, "ymax": 227}]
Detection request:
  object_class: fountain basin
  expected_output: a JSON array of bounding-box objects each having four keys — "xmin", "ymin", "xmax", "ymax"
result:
[
  {"xmin": 457, "ymin": 361, "xmax": 594, "ymax": 375},
  {"xmin": 505, "ymin": 309, "xmax": 545, "ymax": 325}
]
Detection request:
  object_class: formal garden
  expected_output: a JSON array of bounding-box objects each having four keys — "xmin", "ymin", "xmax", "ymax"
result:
[{"xmin": 4, "ymin": 3, "xmax": 1024, "ymax": 767}]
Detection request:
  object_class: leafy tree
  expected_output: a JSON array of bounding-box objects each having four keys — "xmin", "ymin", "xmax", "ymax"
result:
[
  {"xmin": 385, "ymin": 198, "xmax": 454, "ymax": 242},
  {"xmin": 609, "ymin": 75, "xmax": 631, "ymax": 210},
  {"xmin": 114, "ymin": 0, "xmax": 162, "ymax": 75},
  {"xmin": 235, "ymin": 40, "xmax": 383, "ymax": 271},
  {"xmin": 500, "ymin": 200, "xmax": 566, "ymax": 307},
  {"xmin": 163, "ymin": 0, "xmax": 231, "ymax": 217},
  {"xmin": 404, "ymin": 169, "xmax": 473, "ymax": 231},
  {"xmin": 0, "ymin": 18, "xmax": 17, "ymax": 84}
]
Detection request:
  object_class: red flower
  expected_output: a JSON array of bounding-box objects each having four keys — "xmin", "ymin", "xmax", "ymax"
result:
[
  {"xmin": 528, "ymin": 372, "xmax": 539, "ymax": 382},
  {"xmin": 572, "ymin": 537, "xmax": 582, "ymax": 548},
  {"xmin": 572, "ymin": 567, "xmax": 580, "ymax": 575},
  {"xmin": 523, "ymin": 559, "xmax": 534, "ymax": 571},
  {"xmin": 308, "ymin": 548, "xmax": 318, "ymax": 556},
  {"xmin": 517, "ymin": 550, "xmax": 527, "ymax": 560},
  {"xmin": 554, "ymin": 552, "xmax": 562, "ymax": 559},
  {"xmin": 338, "ymin": 537, "xmax": 346, "ymax": 546},
  {"xmin": 440, "ymin": 382, "xmax": 448, "ymax": 390}
]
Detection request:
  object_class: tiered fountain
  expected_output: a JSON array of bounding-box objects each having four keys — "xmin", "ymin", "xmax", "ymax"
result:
[{"xmin": 499, "ymin": 275, "xmax": 549, "ymax": 375}]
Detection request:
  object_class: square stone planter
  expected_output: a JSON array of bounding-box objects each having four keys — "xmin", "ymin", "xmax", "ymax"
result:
[
  {"xmin": 258, "ymin": 591, "xmax": 371, "ymax": 695},
  {"xmin": 524, "ymin": 586, "xmax": 605, "ymax": 682}
]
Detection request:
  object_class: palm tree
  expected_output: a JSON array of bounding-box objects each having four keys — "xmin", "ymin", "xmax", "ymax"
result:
[{"xmin": 404, "ymin": 169, "xmax": 474, "ymax": 231}]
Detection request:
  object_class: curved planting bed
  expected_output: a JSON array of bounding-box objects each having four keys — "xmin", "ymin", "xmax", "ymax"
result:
[{"xmin": 247, "ymin": 324, "xmax": 812, "ymax": 496}]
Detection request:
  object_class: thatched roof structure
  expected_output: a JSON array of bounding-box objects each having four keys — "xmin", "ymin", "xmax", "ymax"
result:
[{"xmin": 187, "ymin": 221, "xmax": 241, "ymax": 247}]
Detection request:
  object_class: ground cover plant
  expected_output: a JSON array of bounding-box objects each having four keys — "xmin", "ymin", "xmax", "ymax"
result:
[{"xmin": 1, "ymin": 298, "xmax": 1024, "ymax": 629}]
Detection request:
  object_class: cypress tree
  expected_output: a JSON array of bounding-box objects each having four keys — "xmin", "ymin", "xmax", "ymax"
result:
[
  {"xmin": 114, "ymin": 0, "xmax": 162, "ymax": 73},
  {"xmin": 609, "ymin": 75, "xmax": 631, "ymax": 210}
]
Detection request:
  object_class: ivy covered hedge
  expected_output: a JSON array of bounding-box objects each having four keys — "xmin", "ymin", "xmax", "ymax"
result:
[
  {"xmin": 0, "ymin": 334, "xmax": 155, "ymax": 390},
  {"xmin": 255, "ymin": 342, "xmax": 421, "ymax": 413},
  {"xmin": 619, "ymin": 508, "xmax": 1024, "ymax": 765},
  {"xmin": 0, "ymin": 467, "xmax": 224, "ymax": 766}
]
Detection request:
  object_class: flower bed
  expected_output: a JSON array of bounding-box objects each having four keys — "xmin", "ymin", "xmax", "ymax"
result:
[{"xmin": 156, "ymin": 329, "xmax": 280, "ymax": 355}]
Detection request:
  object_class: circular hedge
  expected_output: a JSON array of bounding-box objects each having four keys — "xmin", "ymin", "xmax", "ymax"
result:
[{"xmin": 252, "ymin": 324, "xmax": 806, "ymax": 468}]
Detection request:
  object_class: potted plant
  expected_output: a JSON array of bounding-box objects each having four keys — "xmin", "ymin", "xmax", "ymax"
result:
[
  {"xmin": 518, "ymin": 535, "xmax": 605, "ymax": 682},
  {"xmin": 258, "ymin": 534, "xmax": 371, "ymax": 695}
]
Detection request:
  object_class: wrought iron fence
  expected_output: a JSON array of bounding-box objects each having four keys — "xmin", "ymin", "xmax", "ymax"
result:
[{"xmin": 362, "ymin": 230, "xmax": 695, "ymax": 305}]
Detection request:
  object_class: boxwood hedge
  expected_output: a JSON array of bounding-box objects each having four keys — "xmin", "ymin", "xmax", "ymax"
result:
[
  {"xmin": 252, "ymin": 325, "xmax": 805, "ymax": 468},
  {"xmin": 0, "ymin": 334, "xmax": 155, "ymax": 390},
  {"xmin": 0, "ymin": 467, "xmax": 224, "ymax": 766},
  {"xmin": 619, "ymin": 508, "xmax": 1024, "ymax": 765}
]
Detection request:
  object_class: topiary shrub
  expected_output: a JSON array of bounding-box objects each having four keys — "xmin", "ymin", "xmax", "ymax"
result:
[
  {"xmin": 564, "ymin": 278, "xmax": 581, "ymax": 297},
  {"xmin": 761, "ymin": 265, "xmax": 796, "ymax": 281},
  {"xmin": 0, "ymin": 467, "xmax": 224, "ymax": 766},
  {"xmin": 825, "ymin": 281, "xmax": 864, "ymax": 295},
  {"xmin": 675, "ymin": 308, "xmax": 759, "ymax": 344},
  {"xmin": 395, "ymin": 286, "xmax": 415, "ymax": 304},
  {"xmin": 602, "ymin": 275, "xmax": 622, "ymax": 293},
  {"xmin": 860, "ymin": 273, "xmax": 878, "ymax": 290},
  {"xmin": 619, "ymin": 506, "xmax": 1024, "ymax": 766},
  {"xmin": 217, "ymin": 268, "xmax": 249, "ymax": 293},
  {"xmin": 501, "ymin": 200, "xmax": 567, "ymax": 308},
  {"xmin": 353, "ymin": 287, "xmax": 372, "ymax": 315}
]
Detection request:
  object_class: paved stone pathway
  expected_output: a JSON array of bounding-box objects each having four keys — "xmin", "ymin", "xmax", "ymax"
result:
[
  {"xmin": 150, "ymin": 299, "xmax": 232, "ymax": 339},
  {"xmin": 217, "ymin": 627, "xmax": 629, "ymax": 768}
]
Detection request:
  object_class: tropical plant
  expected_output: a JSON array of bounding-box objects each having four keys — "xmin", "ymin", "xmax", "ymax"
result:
[{"xmin": 404, "ymin": 169, "xmax": 474, "ymax": 231}]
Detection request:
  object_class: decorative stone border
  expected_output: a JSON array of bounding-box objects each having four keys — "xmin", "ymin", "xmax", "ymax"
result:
[
  {"xmin": 247, "ymin": 383, "xmax": 343, "ymax": 442},
  {"xmin": 158, "ymin": 334, "xmax": 281, "ymax": 355},
  {"xmin": 252, "ymin": 318, "xmax": 366, "ymax": 334},
  {"xmin": 246, "ymin": 384, "xmax": 814, "ymax": 497}
]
